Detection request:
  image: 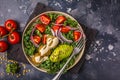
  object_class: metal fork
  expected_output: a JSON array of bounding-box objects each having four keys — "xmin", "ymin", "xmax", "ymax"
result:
[{"xmin": 52, "ymin": 37, "xmax": 85, "ymax": 80}]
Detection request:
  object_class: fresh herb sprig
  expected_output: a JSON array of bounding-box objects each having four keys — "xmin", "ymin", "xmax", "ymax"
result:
[{"xmin": 6, "ymin": 63, "xmax": 20, "ymax": 74}]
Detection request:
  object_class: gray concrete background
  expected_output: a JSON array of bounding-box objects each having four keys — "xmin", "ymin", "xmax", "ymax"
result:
[{"xmin": 0, "ymin": 0, "xmax": 120, "ymax": 80}]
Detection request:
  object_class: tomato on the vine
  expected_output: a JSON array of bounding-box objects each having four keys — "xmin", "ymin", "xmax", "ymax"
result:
[
  {"xmin": 8, "ymin": 31, "xmax": 20, "ymax": 44},
  {"xmin": 5, "ymin": 19, "xmax": 17, "ymax": 32},
  {"xmin": 0, "ymin": 41, "xmax": 8, "ymax": 52},
  {"xmin": 0, "ymin": 26, "xmax": 7, "ymax": 37}
]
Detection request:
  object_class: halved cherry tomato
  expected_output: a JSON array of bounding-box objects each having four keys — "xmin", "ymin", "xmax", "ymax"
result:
[
  {"xmin": 8, "ymin": 31, "xmax": 20, "ymax": 44},
  {"xmin": 42, "ymin": 35, "xmax": 47, "ymax": 44},
  {"xmin": 0, "ymin": 40, "xmax": 8, "ymax": 52},
  {"xmin": 40, "ymin": 14, "xmax": 51, "ymax": 25},
  {"xmin": 52, "ymin": 26, "xmax": 60, "ymax": 32},
  {"xmin": 55, "ymin": 16, "xmax": 66, "ymax": 24},
  {"xmin": 33, "ymin": 35, "xmax": 41, "ymax": 44},
  {"xmin": 61, "ymin": 26, "xmax": 70, "ymax": 33},
  {"xmin": 5, "ymin": 19, "xmax": 17, "ymax": 32},
  {"xmin": 36, "ymin": 24, "xmax": 45, "ymax": 33},
  {"xmin": 73, "ymin": 31, "xmax": 82, "ymax": 41},
  {"xmin": 0, "ymin": 26, "xmax": 7, "ymax": 37}
]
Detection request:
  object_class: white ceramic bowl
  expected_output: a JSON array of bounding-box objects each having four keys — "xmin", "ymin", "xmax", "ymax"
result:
[{"xmin": 22, "ymin": 11, "xmax": 86, "ymax": 73}]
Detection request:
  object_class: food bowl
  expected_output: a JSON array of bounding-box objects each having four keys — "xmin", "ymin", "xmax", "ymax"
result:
[{"xmin": 22, "ymin": 11, "xmax": 86, "ymax": 73}]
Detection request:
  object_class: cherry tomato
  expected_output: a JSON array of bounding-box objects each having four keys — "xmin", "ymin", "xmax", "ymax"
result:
[
  {"xmin": 0, "ymin": 41, "xmax": 8, "ymax": 52},
  {"xmin": 8, "ymin": 31, "xmax": 20, "ymax": 44},
  {"xmin": 0, "ymin": 26, "xmax": 7, "ymax": 37},
  {"xmin": 73, "ymin": 31, "xmax": 82, "ymax": 41},
  {"xmin": 33, "ymin": 35, "xmax": 41, "ymax": 44},
  {"xmin": 5, "ymin": 19, "xmax": 17, "ymax": 32},
  {"xmin": 55, "ymin": 16, "xmax": 66, "ymax": 24},
  {"xmin": 61, "ymin": 26, "xmax": 70, "ymax": 33},
  {"xmin": 40, "ymin": 14, "xmax": 51, "ymax": 25},
  {"xmin": 42, "ymin": 35, "xmax": 47, "ymax": 44},
  {"xmin": 52, "ymin": 26, "xmax": 60, "ymax": 32},
  {"xmin": 36, "ymin": 24, "xmax": 45, "ymax": 33}
]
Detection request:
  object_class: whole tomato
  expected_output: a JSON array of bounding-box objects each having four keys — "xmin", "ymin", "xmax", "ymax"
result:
[
  {"xmin": 8, "ymin": 31, "xmax": 20, "ymax": 44},
  {"xmin": 0, "ymin": 26, "xmax": 7, "ymax": 37},
  {"xmin": 0, "ymin": 41, "xmax": 8, "ymax": 52},
  {"xmin": 5, "ymin": 19, "xmax": 17, "ymax": 32}
]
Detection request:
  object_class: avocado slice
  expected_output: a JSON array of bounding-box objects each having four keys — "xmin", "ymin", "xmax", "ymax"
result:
[{"xmin": 50, "ymin": 44, "xmax": 73, "ymax": 62}]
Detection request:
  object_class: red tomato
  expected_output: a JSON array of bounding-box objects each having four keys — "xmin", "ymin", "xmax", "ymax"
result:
[
  {"xmin": 42, "ymin": 35, "xmax": 47, "ymax": 44},
  {"xmin": 36, "ymin": 24, "xmax": 45, "ymax": 33},
  {"xmin": 61, "ymin": 27, "xmax": 70, "ymax": 33},
  {"xmin": 5, "ymin": 19, "xmax": 17, "ymax": 32},
  {"xmin": 73, "ymin": 31, "xmax": 82, "ymax": 41},
  {"xmin": 55, "ymin": 16, "xmax": 66, "ymax": 24},
  {"xmin": 8, "ymin": 31, "xmax": 20, "ymax": 44},
  {"xmin": 33, "ymin": 35, "xmax": 41, "ymax": 44},
  {"xmin": 52, "ymin": 26, "xmax": 60, "ymax": 32},
  {"xmin": 40, "ymin": 14, "xmax": 51, "ymax": 25},
  {"xmin": 0, "ymin": 41, "xmax": 8, "ymax": 52},
  {"xmin": 0, "ymin": 26, "xmax": 7, "ymax": 37}
]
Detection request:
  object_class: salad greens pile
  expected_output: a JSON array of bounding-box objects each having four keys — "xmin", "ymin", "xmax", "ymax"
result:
[
  {"xmin": 24, "ymin": 25, "xmax": 35, "ymax": 56},
  {"xmin": 40, "ymin": 57, "xmax": 75, "ymax": 74}
]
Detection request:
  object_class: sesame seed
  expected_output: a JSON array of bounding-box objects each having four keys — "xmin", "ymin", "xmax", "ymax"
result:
[{"xmin": 7, "ymin": 73, "xmax": 10, "ymax": 75}]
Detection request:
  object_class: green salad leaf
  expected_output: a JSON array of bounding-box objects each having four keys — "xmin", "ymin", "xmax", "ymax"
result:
[
  {"xmin": 39, "ymin": 57, "xmax": 75, "ymax": 74},
  {"xmin": 64, "ymin": 18, "xmax": 78, "ymax": 27}
]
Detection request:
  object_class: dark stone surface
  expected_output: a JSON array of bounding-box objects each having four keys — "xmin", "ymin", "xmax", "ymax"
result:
[{"xmin": 0, "ymin": 0, "xmax": 120, "ymax": 80}]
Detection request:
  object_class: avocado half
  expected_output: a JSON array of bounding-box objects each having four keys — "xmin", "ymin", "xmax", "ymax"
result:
[{"xmin": 50, "ymin": 44, "xmax": 73, "ymax": 62}]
